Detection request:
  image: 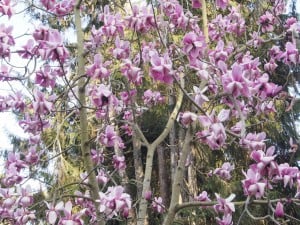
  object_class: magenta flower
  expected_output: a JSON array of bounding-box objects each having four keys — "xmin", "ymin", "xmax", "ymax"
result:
[
  {"xmin": 178, "ymin": 111, "xmax": 198, "ymax": 127},
  {"xmin": 35, "ymin": 65, "xmax": 56, "ymax": 88},
  {"xmin": 32, "ymin": 90, "xmax": 54, "ymax": 115},
  {"xmin": 45, "ymin": 201, "xmax": 64, "ymax": 224},
  {"xmin": 113, "ymin": 36, "xmax": 130, "ymax": 59},
  {"xmin": 152, "ymin": 197, "xmax": 165, "ymax": 213},
  {"xmin": 25, "ymin": 146, "xmax": 40, "ymax": 165},
  {"xmin": 216, "ymin": 0, "xmax": 228, "ymax": 10},
  {"xmin": 250, "ymin": 146, "xmax": 276, "ymax": 171},
  {"xmin": 273, "ymin": 163, "xmax": 299, "ymax": 188},
  {"xmin": 214, "ymin": 162, "xmax": 235, "ymax": 180},
  {"xmin": 143, "ymin": 89, "xmax": 164, "ymax": 106},
  {"xmin": 282, "ymin": 42, "xmax": 300, "ymax": 65},
  {"xmin": 216, "ymin": 214, "xmax": 233, "ymax": 225},
  {"xmin": 17, "ymin": 186, "xmax": 33, "ymax": 208},
  {"xmin": 0, "ymin": 0, "xmax": 14, "ymax": 18},
  {"xmin": 98, "ymin": 125, "xmax": 118, "ymax": 148},
  {"xmin": 192, "ymin": 0, "xmax": 201, "ymax": 8},
  {"xmin": 86, "ymin": 54, "xmax": 111, "ymax": 79},
  {"xmin": 194, "ymin": 191, "xmax": 211, "ymax": 202},
  {"xmin": 121, "ymin": 59, "xmax": 143, "ymax": 85},
  {"xmin": 0, "ymin": 24, "xmax": 15, "ymax": 58},
  {"xmin": 242, "ymin": 166, "xmax": 266, "ymax": 199},
  {"xmin": 274, "ymin": 202, "xmax": 284, "ymax": 217},
  {"xmin": 113, "ymin": 155, "xmax": 126, "ymax": 171},
  {"xmin": 98, "ymin": 186, "xmax": 132, "ymax": 218},
  {"xmin": 240, "ymin": 132, "xmax": 266, "ymax": 151},
  {"xmin": 214, "ymin": 193, "xmax": 235, "ymax": 215},
  {"xmin": 193, "ymin": 86, "xmax": 209, "ymax": 107},
  {"xmin": 259, "ymin": 11, "xmax": 275, "ymax": 33},
  {"xmin": 182, "ymin": 32, "xmax": 206, "ymax": 64},
  {"xmin": 150, "ymin": 52, "xmax": 174, "ymax": 84},
  {"xmin": 144, "ymin": 191, "xmax": 152, "ymax": 201},
  {"xmin": 222, "ymin": 63, "xmax": 250, "ymax": 98}
]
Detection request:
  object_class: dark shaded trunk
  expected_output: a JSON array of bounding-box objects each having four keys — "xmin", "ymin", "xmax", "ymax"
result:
[{"xmin": 157, "ymin": 144, "xmax": 170, "ymax": 207}]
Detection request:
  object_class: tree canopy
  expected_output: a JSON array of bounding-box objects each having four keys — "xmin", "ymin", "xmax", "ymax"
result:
[{"xmin": 0, "ymin": 0, "xmax": 300, "ymax": 225}]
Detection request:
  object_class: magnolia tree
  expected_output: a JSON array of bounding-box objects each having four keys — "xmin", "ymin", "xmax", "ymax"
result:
[{"xmin": 1, "ymin": 0, "xmax": 300, "ymax": 224}]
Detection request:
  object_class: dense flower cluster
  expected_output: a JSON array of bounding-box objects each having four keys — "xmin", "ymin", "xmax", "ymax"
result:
[{"xmin": 0, "ymin": 0, "xmax": 297, "ymax": 224}]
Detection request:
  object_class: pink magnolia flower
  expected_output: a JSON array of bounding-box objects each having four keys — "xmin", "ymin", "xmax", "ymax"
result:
[
  {"xmin": 25, "ymin": 146, "xmax": 40, "ymax": 165},
  {"xmin": 193, "ymin": 86, "xmax": 209, "ymax": 107},
  {"xmin": 126, "ymin": 5, "xmax": 155, "ymax": 33},
  {"xmin": 216, "ymin": 214, "xmax": 233, "ymax": 225},
  {"xmin": 152, "ymin": 197, "xmax": 165, "ymax": 213},
  {"xmin": 113, "ymin": 155, "xmax": 126, "ymax": 171},
  {"xmin": 96, "ymin": 169, "xmax": 110, "ymax": 185},
  {"xmin": 17, "ymin": 186, "xmax": 33, "ymax": 208},
  {"xmin": 0, "ymin": 24, "xmax": 15, "ymax": 58},
  {"xmin": 143, "ymin": 89, "xmax": 164, "ymax": 106},
  {"xmin": 98, "ymin": 186, "xmax": 132, "ymax": 218},
  {"xmin": 149, "ymin": 52, "xmax": 174, "ymax": 84},
  {"xmin": 91, "ymin": 149, "xmax": 104, "ymax": 165},
  {"xmin": 273, "ymin": 163, "xmax": 299, "ymax": 188},
  {"xmin": 182, "ymin": 32, "xmax": 206, "ymax": 64},
  {"xmin": 99, "ymin": 6, "xmax": 124, "ymax": 38},
  {"xmin": 98, "ymin": 125, "xmax": 118, "ymax": 148},
  {"xmin": 45, "ymin": 201, "xmax": 64, "ymax": 224},
  {"xmin": 89, "ymin": 84, "xmax": 118, "ymax": 110},
  {"xmin": 86, "ymin": 54, "xmax": 111, "ymax": 79},
  {"xmin": 144, "ymin": 190, "xmax": 152, "ymax": 201},
  {"xmin": 197, "ymin": 110, "xmax": 229, "ymax": 150},
  {"xmin": 35, "ymin": 65, "xmax": 56, "ymax": 88},
  {"xmin": 18, "ymin": 39, "xmax": 37, "ymax": 59},
  {"xmin": 112, "ymin": 36, "xmax": 130, "ymax": 59},
  {"xmin": 240, "ymin": 132, "xmax": 266, "ymax": 151},
  {"xmin": 214, "ymin": 162, "xmax": 235, "ymax": 180},
  {"xmin": 121, "ymin": 59, "xmax": 143, "ymax": 85},
  {"xmin": 192, "ymin": 0, "xmax": 201, "ymax": 8},
  {"xmin": 178, "ymin": 111, "xmax": 198, "ymax": 127},
  {"xmin": 282, "ymin": 42, "xmax": 300, "ymax": 65},
  {"xmin": 259, "ymin": 11, "xmax": 275, "ymax": 33},
  {"xmin": 14, "ymin": 208, "xmax": 36, "ymax": 224},
  {"xmin": 216, "ymin": 0, "xmax": 228, "ymax": 10},
  {"xmin": 32, "ymin": 90, "xmax": 55, "ymax": 115},
  {"xmin": 222, "ymin": 63, "xmax": 250, "ymax": 98},
  {"xmin": 242, "ymin": 165, "xmax": 267, "ymax": 199},
  {"xmin": 274, "ymin": 202, "xmax": 284, "ymax": 217},
  {"xmin": 214, "ymin": 193, "xmax": 235, "ymax": 215},
  {"xmin": 195, "ymin": 191, "xmax": 211, "ymax": 202},
  {"xmin": 0, "ymin": 0, "xmax": 14, "ymax": 18},
  {"xmin": 52, "ymin": 0, "xmax": 75, "ymax": 16},
  {"xmin": 264, "ymin": 58, "xmax": 278, "ymax": 72},
  {"xmin": 250, "ymin": 146, "xmax": 276, "ymax": 171}
]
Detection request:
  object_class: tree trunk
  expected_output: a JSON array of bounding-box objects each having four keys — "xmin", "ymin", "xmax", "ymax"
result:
[
  {"xmin": 75, "ymin": 3, "xmax": 104, "ymax": 225},
  {"xmin": 157, "ymin": 144, "xmax": 170, "ymax": 207},
  {"xmin": 163, "ymin": 128, "xmax": 192, "ymax": 225}
]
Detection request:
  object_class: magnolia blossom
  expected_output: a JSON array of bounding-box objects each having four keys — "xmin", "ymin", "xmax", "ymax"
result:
[
  {"xmin": 149, "ymin": 52, "xmax": 174, "ymax": 84},
  {"xmin": 259, "ymin": 11, "xmax": 275, "ymax": 33},
  {"xmin": 216, "ymin": 214, "xmax": 233, "ymax": 225},
  {"xmin": 274, "ymin": 202, "xmax": 284, "ymax": 217},
  {"xmin": 0, "ymin": 0, "xmax": 14, "ymax": 18},
  {"xmin": 152, "ymin": 197, "xmax": 165, "ymax": 213},
  {"xmin": 86, "ymin": 54, "xmax": 111, "ymax": 79},
  {"xmin": 194, "ymin": 191, "xmax": 211, "ymax": 202},
  {"xmin": 242, "ymin": 165, "xmax": 267, "ymax": 199},
  {"xmin": 214, "ymin": 162, "xmax": 235, "ymax": 180},
  {"xmin": 250, "ymin": 146, "xmax": 276, "ymax": 171},
  {"xmin": 214, "ymin": 193, "xmax": 235, "ymax": 215},
  {"xmin": 98, "ymin": 186, "xmax": 132, "ymax": 218},
  {"xmin": 113, "ymin": 155, "xmax": 126, "ymax": 171},
  {"xmin": 182, "ymin": 32, "xmax": 206, "ymax": 64}
]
